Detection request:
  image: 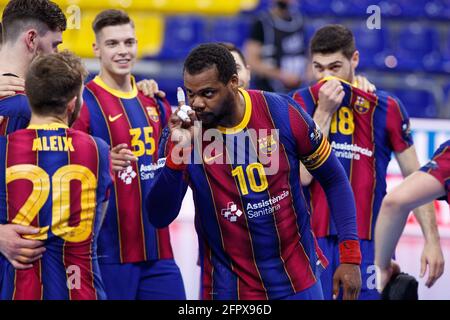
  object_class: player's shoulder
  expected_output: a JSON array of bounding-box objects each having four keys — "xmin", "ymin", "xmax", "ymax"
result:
[
  {"xmin": 0, "ymin": 92, "xmax": 30, "ymax": 116},
  {"xmin": 82, "ymin": 79, "xmax": 102, "ymax": 98},
  {"xmin": 84, "ymin": 78, "xmax": 97, "ymax": 90},
  {"xmin": 433, "ymin": 140, "xmax": 450, "ymax": 157},
  {"xmin": 440, "ymin": 140, "xmax": 450, "ymax": 149},
  {"xmin": 7, "ymin": 127, "xmax": 35, "ymax": 138},
  {"xmin": 68, "ymin": 127, "xmax": 102, "ymax": 145},
  {"xmin": 82, "ymin": 79, "xmax": 109, "ymax": 112},
  {"xmin": 373, "ymin": 89, "xmax": 403, "ymax": 106},
  {"xmin": 136, "ymin": 90, "xmax": 169, "ymax": 108},
  {"xmin": 290, "ymin": 85, "xmax": 311, "ymax": 98},
  {"xmin": 3, "ymin": 128, "xmax": 36, "ymax": 148},
  {"xmin": 255, "ymin": 90, "xmax": 291, "ymax": 107},
  {"xmin": 70, "ymin": 128, "xmax": 110, "ymax": 157}
]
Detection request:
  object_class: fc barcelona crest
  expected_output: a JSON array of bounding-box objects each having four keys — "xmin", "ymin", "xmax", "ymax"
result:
[
  {"xmin": 355, "ymin": 96, "xmax": 370, "ymax": 114},
  {"xmin": 258, "ymin": 134, "xmax": 278, "ymax": 155},
  {"xmin": 146, "ymin": 106, "xmax": 160, "ymax": 122}
]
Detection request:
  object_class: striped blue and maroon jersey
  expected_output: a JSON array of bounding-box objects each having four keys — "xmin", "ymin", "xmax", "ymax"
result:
[
  {"xmin": 0, "ymin": 92, "xmax": 31, "ymax": 136},
  {"xmin": 72, "ymin": 76, "xmax": 173, "ymax": 264},
  {"xmin": 152, "ymin": 89, "xmax": 360, "ymax": 300},
  {"xmin": 420, "ymin": 140, "xmax": 450, "ymax": 203},
  {"xmin": 0, "ymin": 124, "xmax": 112, "ymax": 300},
  {"xmin": 292, "ymin": 78, "xmax": 413, "ymax": 240}
]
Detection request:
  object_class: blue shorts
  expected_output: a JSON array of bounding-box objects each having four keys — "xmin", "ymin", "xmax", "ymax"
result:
[
  {"xmin": 281, "ymin": 280, "xmax": 324, "ymax": 300},
  {"xmin": 100, "ymin": 259, "xmax": 186, "ymax": 300},
  {"xmin": 317, "ymin": 236, "xmax": 380, "ymax": 300}
]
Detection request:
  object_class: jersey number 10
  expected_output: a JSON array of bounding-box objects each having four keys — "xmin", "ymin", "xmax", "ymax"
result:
[{"xmin": 232, "ymin": 163, "xmax": 268, "ymax": 196}]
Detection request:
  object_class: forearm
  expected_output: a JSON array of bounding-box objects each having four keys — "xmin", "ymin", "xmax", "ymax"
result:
[
  {"xmin": 413, "ymin": 203, "xmax": 440, "ymax": 243},
  {"xmin": 145, "ymin": 165, "xmax": 188, "ymax": 228},
  {"xmin": 311, "ymin": 153, "xmax": 360, "ymax": 264},
  {"xmin": 375, "ymin": 202, "xmax": 409, "ymax": 270},
  {"xmin": 313, "ymin": 108, "xmax": 333, "ymax": 138},
  {"xmin": 299, "ymin": 163, "xmax": 313, "ymax": 186},
  {"xmin": 311, "ymin": 153, "xmax": 357, "ymax": 242},
  {"xmin": 395, "ymin": 147, "xmax": 440, "ymax": 241}
]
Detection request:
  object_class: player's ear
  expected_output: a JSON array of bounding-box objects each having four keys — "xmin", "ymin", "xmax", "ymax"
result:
[
  {"xmin": 24, "ymin": 29, "xmax": 38, "ymax": 53},
  {"xmin": 67, "ymin": 95, "xmax": 77, "ymax": 114},
  {"xmin": 351, "ymin": 50, "xmax": 360, "ymax": 70},
  {"xmin": 93, "ymin": 41, "xmax": 100, "ymax": 58},
  {"xmin": 229, "ymin": 74, "xmax": 239, "ymax": 91}
]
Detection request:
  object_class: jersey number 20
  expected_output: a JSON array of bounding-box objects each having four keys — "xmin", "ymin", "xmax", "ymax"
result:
[{"xmin": 6, "ymin": 164, "xmax": 97, "ymax": 243}]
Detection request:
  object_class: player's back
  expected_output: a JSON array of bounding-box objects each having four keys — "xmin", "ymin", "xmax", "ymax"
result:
[
  {"xmin": 0, "ymin": 124, "xmax": 112, "ymax": 300},
  {"xmin": 0, "ymin": 92, "xmax": 31, "ymax": 136}
]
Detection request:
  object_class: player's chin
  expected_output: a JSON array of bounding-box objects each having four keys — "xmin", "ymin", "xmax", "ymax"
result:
[{"xmin": 197, "ymin": 114, "xmax": 218, "ymax": 129}]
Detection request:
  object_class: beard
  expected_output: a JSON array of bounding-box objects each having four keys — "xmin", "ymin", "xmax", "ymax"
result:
[
  {"xmin": 68, "ymin": 94, "xmax": 82, "ymax": 127},
  {"xmin": 196, "ymin": 91, "xmax": 235, "ymax": 129}
]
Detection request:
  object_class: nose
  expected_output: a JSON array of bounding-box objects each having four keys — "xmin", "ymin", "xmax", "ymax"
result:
[
  {"xmin": 117, "ymin": 42, "xmax": 128, "ymax": 55},
  {"xmin": 323, "ymin": 70, "xmax": 334, "ymax": 78},
  {"xmin": 191, "ymin": 96, "xmax": 206, "ymax": 112}
]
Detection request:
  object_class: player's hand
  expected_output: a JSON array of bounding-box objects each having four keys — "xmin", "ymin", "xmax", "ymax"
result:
[
  {"xmin": 168, "ymin": 87, "xmax": 197, "ymax": 148},
  {"xmin": 376, "ymin": 261, "xmax": 400, "ymax": 292},
  {"xmin": 333, "ymin": 263, "xmax": 362, "ymax": 300},
  {"xmin": 0, "ymin": 76, "xmax": 25, "ymax": 97},
  {"xmin": 420, "ymin": 240, "xmax": 445, "ymax": 288},
  {"xmin": 317, "ymin": 79, "xmax": 345, "ymax": 115},
  {"xmin": 0, "ymin": 224, "xmax": 46, "ymax": 270},
  {"xmin": 137, "ymin": 79, "xmax": 166, "ymax": 99},
  {"xmin": 111, "ymin": 143, "xmax": 138, "ymax": 172},
  {"xmin": 279, "ymin": 71, "xmax": 301, "ymax": 88},
  {"xmin": 355, "ymin": 75, "xmax": 376, "ymax": 93}
]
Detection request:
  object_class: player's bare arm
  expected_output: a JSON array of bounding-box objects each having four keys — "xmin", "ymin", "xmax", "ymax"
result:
[
  {"xmin": 0, "ymin": 224, "xmax": 46, "ymax": 270},
  {"xmin": 375, "ymin": 170, "xmax": 446, "ymax": 291},
  {"xmin": 395, "ymin": 146, "xmax": 445, "ymax": 288}
]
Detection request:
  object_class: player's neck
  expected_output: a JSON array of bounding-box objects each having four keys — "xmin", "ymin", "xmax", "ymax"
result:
[
  {"xmin": 98, "ymin": 70, "xmax": 133, "ymax": 93},
  {"xmin": 0, "ymin": 44, "xmax": 30, "ymax": 78},
  {"xmin": 29, "ymin": 114, "xmax": 68, "ymax": 127}
]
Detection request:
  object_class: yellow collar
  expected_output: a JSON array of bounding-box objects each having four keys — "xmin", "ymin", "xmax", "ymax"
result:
[
  {"xmin": 217, "ymin": 88, "xmax": 252, "ymax": 135},
  {"xmin": 320, "ymin": 75, "xmax": 354, "ymax": 87},
  {"xmin": 27, "ymin": 123, "xmax": 68, "ymax": 130},
  {"xmin": 93, "ymin": 75, "xmax": 138, "ymax": 99}
]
